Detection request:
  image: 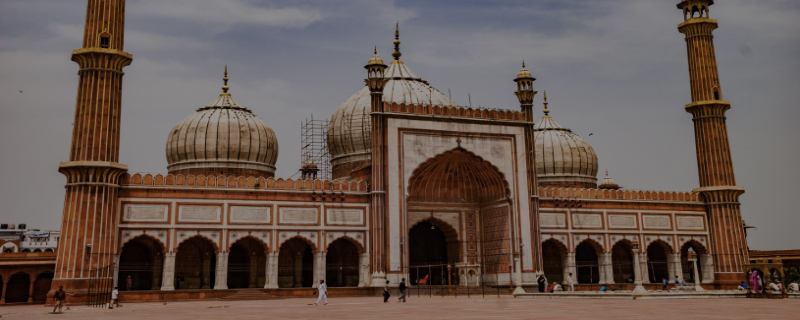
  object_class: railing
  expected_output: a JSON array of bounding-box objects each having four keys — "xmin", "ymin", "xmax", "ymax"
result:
[{"xmin": 85, "ymin": 264, "xmax": 113, "ymax": 308}]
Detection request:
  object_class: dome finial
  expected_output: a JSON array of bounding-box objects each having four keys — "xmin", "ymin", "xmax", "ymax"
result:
[
  {"xmin": 522, "ymin": 60, "xmax": 526, "ymax": 68},
  {"xmin": 222, "ymin": 65, "xmax": 230, "ymax": 94},
  {"xmin": 392, "ymin": 22, "xmax": 402, "ymax": 60},
  {"xmin": 543, "ymin": 90, "xmax": 550, "ymax": 116}
]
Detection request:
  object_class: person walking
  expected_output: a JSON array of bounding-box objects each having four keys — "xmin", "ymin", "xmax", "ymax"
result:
[
  {"xmin": 567, "ymin": 273, "xmax": 575, "ymax": 293},
  {"xmin": 314, "ymin": 280, "xmax": 328, "ymax": 305},
  {"xmin": 662, "ymin": 278, "xmax": 668, "ymax": 291},
  {"xmin": 397, "ymin": 278, "xmax": 407, "ymax": 303},
  {"xmin": 52, "ymin": 286, "xmax": 66, "ymax": 314},
  {"xmin": 383, "ymin": 280, "xmax": 391, "ymax": 303},
  {"xmin": 110, "ymin": 287, "xmax": 121, "ymax": 309}
]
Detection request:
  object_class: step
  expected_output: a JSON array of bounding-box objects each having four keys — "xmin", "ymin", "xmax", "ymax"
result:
[{"xmin": 221, "ymin": 290, "xmax": 283, "ymax": 300}]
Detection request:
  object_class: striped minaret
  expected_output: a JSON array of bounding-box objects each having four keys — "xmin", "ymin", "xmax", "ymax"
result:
[
  {"xmin": 677, "ymin": 0, "xmax": 747, "ymax": 286},
  {"xmin": 54, "ymin": 0, "xmax": 132, "ymax": 295}
]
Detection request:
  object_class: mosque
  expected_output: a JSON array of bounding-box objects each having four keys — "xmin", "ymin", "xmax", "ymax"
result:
[{"xmin": 51, "ymin": 0, "xmax": 751, "ymax": 301}]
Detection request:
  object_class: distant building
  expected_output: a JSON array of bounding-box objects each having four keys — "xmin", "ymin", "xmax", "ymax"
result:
[{"xmin": 0, "ymin": 224, "xmax": 57, "ymax": 304}]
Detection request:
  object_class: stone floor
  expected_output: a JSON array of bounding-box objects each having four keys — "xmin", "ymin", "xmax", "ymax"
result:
[{"xmin": 0, "ymin": 296, "xmax": 797, "ymax": 319}]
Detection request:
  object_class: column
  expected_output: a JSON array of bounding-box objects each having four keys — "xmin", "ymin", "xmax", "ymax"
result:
[
  {"xmin": 358, "ymin": 253, "xmax": 369, "ymax": 287},
  {"xmin": 264, "ymin": 252, "xmax": 278, "ymax": 289},
  {"xmin": 249, "ymin": 257, "xmax": 258, "ymax": 288},
  {"xmin": 0, "ymin": 275, "xmax": 7, "ymax": 303},
  {"xmin": 640, "ymin": 253, "xmax": 650, "ymax": 284},
  {"xmin": 293, "ymin": 255, "xmax": 303, "ymax": 287},
  {"xmin": 152, "ymin": 255, "xmax": 163, "ymax": 290},
  {"xmin": 599, "ymin": 253, "xmax": 612, "ymax": 284},
  {"xmin": 666, "ymin": 253, "xmax": 677, "ymax": 282},
  {"xmin": 214, "ymin": 252, "xmax": 228, "ymax": 290},
  {"xmin": 512, "ymin": 253, "xmax": 525, "ymax": 294},
  {"xmin": 27, "ymin": 277, "xmax": 34, "ymax": 303},
  {"xmin": 700, "ymin": 254, "xmax": 715, "ymax": 284},
  {"xmin": 565, "ymin": 253, "xmax": 577, "ymax": 285},
  {"xmin": 161, "ymin": 252, "xmax": 175, "ymax": 291},
  {"xmin": 201, "ymin": 255, "xmax": 211, "ymax": 289},
  {"xmin": 632, "ymin": 252, "xmax": 648, "ymax": 295},
  {"xmin": 312, "ymin": 252, "xmax": 325, "ymax": 288},
  {"xmin": 112, "ymin": 254, "xmax": 121, "ymax": 289},
  {"xmin": 670, "ymin": 254, "xmax": 684, "ymax": 282}
]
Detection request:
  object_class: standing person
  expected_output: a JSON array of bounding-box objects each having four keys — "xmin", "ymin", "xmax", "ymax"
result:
[
  {"xmin": 662, "ymin": 278, "xmax": 668, "ymax": 291},
  {"xmin": 543, "ymin": 275, "xmax": 549, "ymax": 293},
  {"xmin": 52, "ymin": 286, "xmax": 66, "ymax": 314},
  {"xmin": 383, "ymin": 280, "xmax": 391, "ymax": 303},
  {"xmin": 674, "ymin": 276, "xmax": 680, "ymax": 287},
  {"xmin": 536, "ymin": 275, "xmax": 545, "ymax": 293},
  {"xmin": 567, "ymin": 273, "xmax": 574, "ymax": 293},
  {"xmin": 126, "ymin": 275, "xmax": 132, "ymax": 291},
  {"xmin": 397, "ymin": 278, "xmax": 407, "ymax": 303},
  {"xmin": 110, "ymin": 287, "xmax": 121, "ymax": 309},
  {"xmin": 314, "ymin": 280, "xmax": 328, "ymax": 305}
]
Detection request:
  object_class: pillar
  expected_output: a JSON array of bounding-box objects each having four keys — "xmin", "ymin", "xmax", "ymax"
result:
[
  {"xmin": 668, "ymin": 253, "xmax": 684, "ymax": 282},
  {"xmin": 632, "ymin": 252, "xmax": 648, "ymax": 294},
  {"xmin": 639, "ymin": 253, "xmax": 650, "ymax": 284},
  {"xmin": 152, "ymin": 255, "xmax": 163, "ymax": 290},
  {"xmin": 0, "ymin": 276, "xmax": 7, "ymax": 303},
  {"xmin": 564, "ymin": 253, "xmax": 577, "ymax": 285},
  {"xmin": 358, "ymin": 253, "xmax": 369, "ymax": 287},
  {"xmin": 599, "ymin": 253, "xmax": 612, "ymax": 284},
  {"xmin": 214, "ymin": 252, "xmax": 228, "ymax": 290},
  {"xmin": 700, "ymin": 253, "xmax": 715, "ymax": 284},
  {"xmin": 249, "ymin": 256, "xmax": 258, "ymax": 288},
  {"xmin": 27, "ymin": 278, "xmax": 35, "ymax": 303},
  {"xmin": 677, "ymin": 0, "xmax": 748, "ymax": 286},
  {"xmin": 112, "ymin": 254, "xmax": 121, "ymax": 289},
  {"xmin": 512, "ymin": 252, "xmax": 525, "ymax": 294},
  {"xmin": 312, "ymin": 252, "xmax": 325, "ymax": 288},
  {"xmin": 161, "ymin": 252, "xmax": 175, "ymax": 291},
  {"xmin": 264, "ymin": 252, "xmax": 278, "ymax": 289}
]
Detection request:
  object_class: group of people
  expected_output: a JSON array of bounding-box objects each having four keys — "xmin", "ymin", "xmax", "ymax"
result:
[
  {"xmin": 535, "ymin": 273, "xmax": 575, "ymax": 293},
  {"xmin": 313, "ymin": 278, "xmax": 409, "ymax": 306},
  {"xmin": 740, "ymin": 270, "xmax": 800, "ymax": 294}
]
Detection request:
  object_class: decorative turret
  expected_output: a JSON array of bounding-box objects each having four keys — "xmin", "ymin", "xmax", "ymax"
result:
[
  {"xmin": 365, "ymin": 47, "xmax": 387, "ymax": 95},
  {"xmin": 513, "ymin": 61, "xmax": 537, "ymax": 122},
  {"xmin": 598, "ymin": 170, "xmax": 620, "ymax": 190}
]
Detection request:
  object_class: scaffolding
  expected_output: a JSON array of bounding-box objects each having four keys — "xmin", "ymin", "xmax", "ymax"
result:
[{"xmin": 300, "ymin": 114, "xmax": 331, "ymax": 180}]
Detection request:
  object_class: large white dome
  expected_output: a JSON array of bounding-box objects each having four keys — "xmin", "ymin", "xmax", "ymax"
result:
[
  {"xmin": 533, "ymin": 107, "xmax": 598, "ymax": 188},
  {"xmin": 166, "ymin": 73, "xmax": 278, "ymax": 177},
  {"xmin": 327, "ymin": 58, "xmax": 454, "ymax": 179}
]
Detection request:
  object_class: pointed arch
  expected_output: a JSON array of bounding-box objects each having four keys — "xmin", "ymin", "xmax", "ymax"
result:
[
  {"xmin": 278, "ymin": 235, "xmax": 318, "ymax": 253},
  {"xmin": 407, "ymin": 147, "xmax": 510, "ymax": 204},
  {"xmin": 176, "ymin": 234, "xmax": 219, "ymax": 254},
  {"xmin": 326, "ymin": 235, "xmax": 364, "ymax": 254}
]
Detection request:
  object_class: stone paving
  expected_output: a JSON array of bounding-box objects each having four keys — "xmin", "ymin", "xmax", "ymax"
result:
[{"xmin": 0, "ymin": 296, "xmax": 797, "ymax": 319}]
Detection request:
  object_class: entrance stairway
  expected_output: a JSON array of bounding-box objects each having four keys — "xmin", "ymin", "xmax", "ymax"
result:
[
  {"xmin": 427, "ymin": 286, "xmax": 509, "ymax": 296},
  {"xmin": 221, "ymin": 290, "xmax": 283, "ymax": 301}
]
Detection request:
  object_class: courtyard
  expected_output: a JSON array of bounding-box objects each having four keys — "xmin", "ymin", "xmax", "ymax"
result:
[{"xmin": 0, "ymin": 296, "xmax": 797, "ymax": 319}]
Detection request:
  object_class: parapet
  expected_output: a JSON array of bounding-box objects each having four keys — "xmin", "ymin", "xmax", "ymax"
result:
[
  {"xmin": 538, "ymin": 186, "xmax": 700, "ymax": 202},
  {"xmin": 383, "ymin": 102, "xmax": 525, "ymax": 122},
  {"xmin": 121, "ymin": 173, "xmax": 369, "ymax": 192}
]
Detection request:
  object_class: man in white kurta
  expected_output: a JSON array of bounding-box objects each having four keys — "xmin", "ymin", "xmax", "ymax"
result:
[
  {"xmin": 567, "ymin": 273, "xmax": 574, "ymax": 293},
  {"xmin": 315, "ymin": 280, "xmax": 328, "ymax": 305}
]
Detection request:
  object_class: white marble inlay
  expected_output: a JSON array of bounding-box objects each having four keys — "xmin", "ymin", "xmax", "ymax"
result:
[
  {"xmin": 608, "ymin": 214, "xmax": 637, "ymax": 229},
  {"xmin": 572, "ymin": 213, "xmax": 602, "ymax": 228},
  {"xmin": 676, "ymin": 215, "xmax": 704, "ymax": 230},
  {"xmin": 540, "ymin": 212, "xmax": 566, "ymax": 228},
  {"xmin": 178, "ymin": 205, "xmax": 220, "ymax": 222},
  {"xmin": 230, "ymin": 206, "xmax": 271, "ymax": 223},
  {"xmin": 280, "ymin": 208, "xmax": 318, "ymax": 224},
  {"xmin": 123, "ymin": 204, "xmax": 168, "ymax": 222},
  {"xmin": 642, "ymin": 215, "xmax": 672, "ymax": 229},
  {"xmin": 327, "ymin": 209, "xmax": 364, "ymax": 225}
]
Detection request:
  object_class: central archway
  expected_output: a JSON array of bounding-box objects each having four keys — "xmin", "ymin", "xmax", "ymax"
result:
[{"xmin": 406, "ymin": 146, "xmax": 512, "ymax": 285}]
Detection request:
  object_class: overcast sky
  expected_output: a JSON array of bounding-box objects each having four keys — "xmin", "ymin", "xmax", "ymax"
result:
[{"xmin": 1, "ymin": 0, "xmax": 798, "ymax": 250}]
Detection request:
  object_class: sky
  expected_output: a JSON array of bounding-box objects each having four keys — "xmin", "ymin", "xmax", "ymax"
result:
[{"xmin": 0, "ymin": 0, "xmax": 798, "ymax": 250}]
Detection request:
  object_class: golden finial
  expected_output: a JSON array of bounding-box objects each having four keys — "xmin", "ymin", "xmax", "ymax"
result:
[
  {"xmin": 522, "ymin": 60, "xmax": 526, "ymax": 68},
  {"xmin": 543, "ymin": 91, "xmax": 550, "ymax": 116},
  {"xmin": 222, "ymin": 65, "xmax": 230, "ymax": 94},
  {"xmin": 392, "ymin": 22, "xmax": 402, "ymax": 60},
  {"xmin": 374, "ymin": 46, "xmax": 377, "ymax": 54}
]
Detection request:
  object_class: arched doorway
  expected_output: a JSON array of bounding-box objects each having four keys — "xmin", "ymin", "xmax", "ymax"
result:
[
  {"xmin": 278, "ymin": 237, "xmax": 315, "ymax": 288},
  {"xmin": 646, "ymin": 241, "xmax": 670, "ymax": 283},
  {"xmin": 542, "ymin": 239, "xmax": 567, "ymax": 284},
  {"xmin": 611, "ymin": 241, "xmax": 634, "ymax": 284},
  {"xmin": 227, "ymin": 237, "xmax": 267, "ymax": 289},
  {"xmin": 32, "ymin": 272, "xmax": 53, "ymax": 302},
  {"xmin": 406, "ymin": 147, "xmax": 512, "ymax": 285},
  {"xmin": 576, "ymin": 241, "xmax": 601, "ymax": 284},
  {"xmin": 176, "ymin": 236, "xmax": 217, "ymax": 290},
  {"xmin": 4, "ymin": 272, "xmax": 30, "ymax": 303},
  {"xmin": 326, "ymin": 238, "xmax": 360, "ymax": 287},
  {"xmin": 119, "ymin": 235, "xmax": 164, "ymax": 291},
  {"xmin": 680, "ymin": 241, "xmax": 705, "ymax": 283}
]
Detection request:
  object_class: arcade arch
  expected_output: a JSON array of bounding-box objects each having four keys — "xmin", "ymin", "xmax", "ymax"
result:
[
  {"xmin": 227, "ymin": 237, "xmax": 267, "ymax": 289},
  {"xmin": 541, "ymin": 238, "xmax": 568, "ymax": 284},
  {"xmin": 119, "ymin": 235, "xmax": 165, "ymax": 291},
  {"xmin": 278, "ymin": 237, "xmax": 316, "ymax": 288},
  {"xmin": 680, "ymin": 240, "xmax": 707, "ymax": 283},
  {"xmin": 325, "ymin": 238, "xmax": 361, "ymax": 287},
  {"xmin": 175, "ymin": 236, "xmax": 217, "ymax": 289},
  {"xmin": 646, "ymin": 240, "xmax": 672, "ymax": 283},
  {"xmin": 611, "ymin": 241, "xmax": 634, "ymax": 284},
  {"xmin": 575, "ymin": 240, "xmax": 602, "ymax": 284}
]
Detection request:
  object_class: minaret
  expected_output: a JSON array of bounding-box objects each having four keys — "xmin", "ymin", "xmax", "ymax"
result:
[
  {"xmin": 54, "ymin": 0, "xmax": 132, "ymax": 295},
  {"xmin": 677, "ymin": 0, "xmax": 747, "ymax": 285},
  {"xmin": 366, "ymin": 46, "xmax": 388, "ymax": 285},
  {"xmin": 513, "ymin": 62, "xmax": 542, "ymax": 273}
]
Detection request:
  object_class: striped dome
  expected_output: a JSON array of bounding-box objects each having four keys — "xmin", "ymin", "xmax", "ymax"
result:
[
  {"xmin": 166, "ymin": 89, "xmax": 278, "ymax": 177},
  {"xmin": 533, "ymin": 113, "xmax": 598, "ymax": 188}
]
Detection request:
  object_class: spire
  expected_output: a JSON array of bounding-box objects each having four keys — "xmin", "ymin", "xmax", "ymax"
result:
[
  {"xmin": 543, "ymin": 91, "xmax": 550, "ymax": 117},
  {"xmin": 392, "ymin": 22, "xmax": 402, "ymax": 60},
  {"xmin": 222, "ymin": 65, "xmax": 230, "ymax": 94}
]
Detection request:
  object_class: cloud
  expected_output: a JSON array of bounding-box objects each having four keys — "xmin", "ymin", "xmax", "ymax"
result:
[{"xmin": 129, "ymin": 0, "xmax": 324, "ymax": 30}]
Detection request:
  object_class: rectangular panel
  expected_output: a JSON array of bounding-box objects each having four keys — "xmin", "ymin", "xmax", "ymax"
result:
[
  {"xmin": 123, "ymin": 204, "xmax": 168, "ymax": 222},
  {"xmin": 326, "ymin": 208, "xmax": 363, "ymax": 226},
  {"xmin": 178, "ymin": 205, "xmax": 221, "ymax": 222},
  {"xmin": 676, "ymin": 215, "xmax": 704, "ymax": 230},
  {"xmin": 539, "ymin": 212, "xmax": 566, "ymax": 228},
  {"xmin": 607, "ymin": 214, "xmax": 637, "ymax": 229},
  {"xmin": 642, "ymin": 214, "xmax": 672, "ymax": 229},
  {"xmin": 230, "ymin": 206, "xmax": 271, "ymax": 224},
  {"xmin": 279, "ymin": 207, "xmax": 319, "ymax": 225},
  {"xmin": 572, "ymin": 213, "xmax": 603, "ymax": 228}
]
